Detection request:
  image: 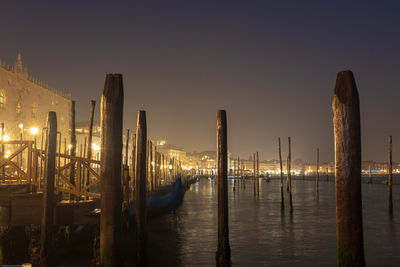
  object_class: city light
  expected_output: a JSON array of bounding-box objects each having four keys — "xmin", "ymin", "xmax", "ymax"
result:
[
  {"xmin": 18, "ymin": 123, "xmax": 23, "ymax": 129},
  {"xmin": 30, "ymin": 127, "xmax": 39, "ymax": 135},
  {"xmin": 5, "ymin": 151, "xmax": 10, "ymax": 158},
  {"xmin": 92, "ymin": 143, "xmax": 100, "ymax": 151},
  {"xmin": 3, "ymin": 134, "xmax": 9, "ymax": 141}
]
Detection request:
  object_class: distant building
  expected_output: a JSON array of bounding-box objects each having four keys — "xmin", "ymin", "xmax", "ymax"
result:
[{"xmin": 0, "ymin": 52, "xmax": 71, "ymax": 145}]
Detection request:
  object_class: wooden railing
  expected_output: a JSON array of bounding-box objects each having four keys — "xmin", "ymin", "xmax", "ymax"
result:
[
  {"xmin": 0, "ymin": 139, "xmax": 185, "ymax": 201},
  {"xmin": 0, "ymin": 140, "xmax": 34, "ymax": 184},
  {"xmin": 55, "ymin": 153, "xmax": 101, "ymax": 199},
  {"xmin": 33, "ymin": 149, "xmax": 101, "ymax": 199},
  {"xmin": 0, "ymin": 140, "xmax": 101, "ymax": 199}
]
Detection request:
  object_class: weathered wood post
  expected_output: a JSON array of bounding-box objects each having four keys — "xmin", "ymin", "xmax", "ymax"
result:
[
  {"xmin": 40, "ymin": 111, "xmax": 57, "ymax": 265},
  {"xmin": 256, "ymin": 151, "xmax": 259, "ymax": 197},
  {"xmin": 316, "ymin": 148, "xmax": 319, "ymax": 195},
  {"xmin": 333, "ymin": 70, "xmax": 365, "ymax": 266},
  {"xmin": 1, "ymin": 123, "xmax": 4, "ymax": 180},
  {"xmin": 242, "ymin": 160, "xmax": 245, "ymax": 190},
  {"xmin": 125, "ymin": 129, "xmax": 130, "ymax": 166},
  {"xmin": 279, "ymin": 137, "xmax": 284, "ymax": 211},
  {"xmin": 131, "ymin": 134, "xmax": 136, "ymax": 199},
  {"xmin": 99, "ymin": 74, "xmax": 124, "ymax": 266},
  {"xmin": 86, "ymin": 100, "xmax": 96, "ymax": 184},
  {"xmin": 123, "ymin": 129, "xmax": 130, "ymax": 204},
  {"xmin": 253, "ymin": 153, "xmax": 256, "ymax": 197},
  {"xmin": 288, "ymin": 137, "xmax": 293, "ymax": 213},
  {"xmin": 63, "ymin": 138, "xmax": 67, "ymax": 166},
  {"xmin": 69, "ymin": 101, "xmax": 76, "ymax": 186},
  {"xmin": 388, "ymin": 136, "xmax": 393, "ymax": 216},
  {"xmin": 149, "ymin": 140, "xmax": 154, "ymax": 190},
  {"xmin": 216, "ymin": 110, "xmax": 230, "ymax": 266},
  {"xmin": 154, "ymin": 147, "xmax": 158, "ymax": 188},
  {"xmin": 161, "ymin": 154, "xmax": 165, "ymax": 185},
  {"xmin": 237, "ymin": 157, "xmax": 240, "ymax": 193},
  {"xmin": 135, "ymin": 110, "xmax": 147, "ymax": 265},
  {"xmin": 233, "ymin": 159, "xmax": 236, "ymax": 192}
]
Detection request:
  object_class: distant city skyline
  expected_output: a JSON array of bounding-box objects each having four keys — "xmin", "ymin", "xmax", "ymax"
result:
[{"xmin": 1, "ymin": 1, "xmax": 400, "ymax": 162}]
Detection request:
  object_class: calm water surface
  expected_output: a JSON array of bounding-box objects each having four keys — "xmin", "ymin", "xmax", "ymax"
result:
[{"xmin": 147, "ymin": 177, "xmax": 399, "ymax": 266}]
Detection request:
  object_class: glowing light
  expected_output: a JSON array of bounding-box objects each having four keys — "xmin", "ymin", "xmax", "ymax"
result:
[
  {"xmin": 92, "ymin": 143, "xmax": 100, "ymax": 151},
  {"xmin": 5, "ymin": 151, "xmax": 10, "ymax": 158},
  {"xmin": 30, "ymin": 127, "xmax": 39, "ymax": 135},
  {"xmin": 18, "ymin": 123, "xmax": 24, "ymax": 129},
  {"xmin": 3, "ymin": 135, "xmax": 9, "ymax": 141},
  {"xmin": 169, "ymin": 165, "xmax": 172, "ymax": 170},
  {"xmin": 68, "ymin": 144, "xmax": 72, "ymax": 149}
]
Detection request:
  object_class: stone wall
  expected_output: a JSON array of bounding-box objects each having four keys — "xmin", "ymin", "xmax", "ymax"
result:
[{"xmin": 0, "ymin": 53, "xmax": 71, "ymax": 147}]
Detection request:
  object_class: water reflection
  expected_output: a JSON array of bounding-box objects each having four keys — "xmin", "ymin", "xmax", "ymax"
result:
[{"xmin": 147, "ymin": 177, "xmax": 399, "ymax": 266}]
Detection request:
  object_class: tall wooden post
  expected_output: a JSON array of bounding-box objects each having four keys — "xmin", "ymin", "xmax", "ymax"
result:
[
  {"xmin": 149, "ymin": 140, "xmax": 153, "ymax": 190},
  {"xmin": 154, "ymin": 146, "xmax": 158, "ymax": 188},
  {"xmin": 99, "ymin": 74, "xmax": 124, "ymax": 267},
  {"xmin": 131, "ymin": 134, "xmax": 136, "ymax": 197},
  {"xmin": 125, "ymin": 129, "xmax": 130, "ymax": 166},
  {"xmin": 233, "ymin": 159, "xmax": 236, "ymax": 192},
  {"xmin": 1, "ymin": 123, "xmax": 4, "ymax": 180},
  {"xmin": 253, "ymin": 153, "xmax": 256, "ymax": 197},
  {"xmin": 316, "ymin": 148, "xmax": 319, "ymax": 194},
  {"xmin": 388, "ymin": 136, "xmax": 393, "ymax": 216},
  {"xmin": 40, "ymin": 112, "xmax": 57, "ymax": 264},
  {"xmin": 63, "ymin": 138, "xmax": 67, "ymax": 166},
  {"xmin": 333, "ymin": 70, "xmax": 365, "ymax": 266},
  {"xmin": 135, "ymin": 110, "xmax": 147, "ymax": 265},
  {"xmin": 123, "ymin": 129, "xmax": 130, "ymax": 205},
  {"xmin": 83, "ymin": 137, "xmax": 87, "ymax": 186},
  {"xmin": 216, "ymin": 110, "xmax": 230, "ymax": 266},
  {"xmin": 288, "ymin": 137, "xmax": 293, "ymax": 213},
  {"xmin": 279, "ymin": 137, "xmax": 284, "ymax": 211},
  {"xmin": 256, "ymin": 151, "xmax": 259, "ymax": 197},
  {"xmin": 69, "ymin": 101, "xmax": 76, "ymax": 186},
  {"xmin": 86, "ymin": 100, "xmax": 96, "ymax": 183},
  {"xmin": 161, "ymin": 154, "xmax": 165, "ymax": 185},
  {"xmin": 237, "ymin": 157, "xmax": 240, "ymax": 193}
]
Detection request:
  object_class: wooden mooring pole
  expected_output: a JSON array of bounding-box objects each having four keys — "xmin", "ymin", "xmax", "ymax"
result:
[
  {"xmin": 256, "ymin": 151, "xmax": 259, "ymax": 197},
  {"xmin": 135, "ymin": 110, "xmax": 147, "ymax": 265},
  {"xmin": 149, "ymin": 140, "xmax": 153, "ymax": 190},
  {"xmin": 278, "ymin": 137, "xmax": 284, "ymax": 212},
  {"xmin": 316, "ymin": 148, "xmax": 319, "ymax": 195},
  {"xmin": 388, "ymin": 136, "xmax": 393, "ymax": 216},
  {"xmin": 40, "ymin": 111, "xmax": 57, "ymax": 265},
  {"xmin": 99, "ymin": 74, "xmax": 124, "ymax": 266},
  {"xmin": 333, "ymin": 70, "xmax": 365, "ymax": 266},
  {"xmin": 86, "ymin": 100, "xmax": 96, "ymax": 184},
  {"xmin": 288, "ymin": 137, "xmax": 293, "ymax": 214},
  {"xmin": 253, "ymin": 153, "xmax": 256, "ymax": 198},
  {"xmin": 70, "ymin": 101, "xmax": 76, "ymax": 186},
  {"xmin": 131, "ymin": 134, "xmax": 136, "ymax": 198},
  {"xmin": 216, "ymin": 110, "xmax": 230, "ymax": 266}
]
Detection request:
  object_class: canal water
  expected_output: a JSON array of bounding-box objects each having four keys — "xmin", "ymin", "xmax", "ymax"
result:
[{"xmin": 147, "ymin": 177, "xmax": 400, "ymax": 266}]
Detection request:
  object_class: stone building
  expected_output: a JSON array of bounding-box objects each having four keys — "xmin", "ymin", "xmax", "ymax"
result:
[{"xmin": 0, "ymin": 52, "xmax": 71, "ymax": 146}]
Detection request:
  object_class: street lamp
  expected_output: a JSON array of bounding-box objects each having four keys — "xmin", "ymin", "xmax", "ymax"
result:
[{"xmin": 30, "ymin": 127, "xmax": 39, "ymax": 135}]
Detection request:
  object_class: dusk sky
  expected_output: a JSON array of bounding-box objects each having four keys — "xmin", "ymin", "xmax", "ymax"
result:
[{"xmin": 1, "ymin": 0, "xmax": 400, "ymax": 162}]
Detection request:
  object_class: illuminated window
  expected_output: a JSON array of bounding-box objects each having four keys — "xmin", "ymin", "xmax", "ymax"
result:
[
  {"xmin": 31, "ymin": 102, "xmax": 38, "ymax": 118},
  {"xmin": 0, "ymin": 92, "xmax": 4, "ymax": 108},
  {"xmin": 16, "ymin": 101, "xmax": 22, "ymax": 115}
]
